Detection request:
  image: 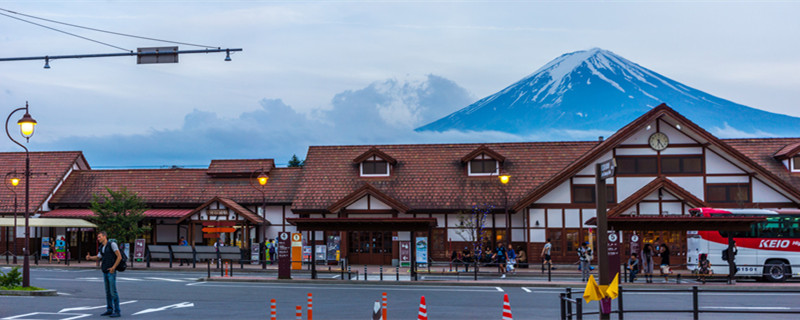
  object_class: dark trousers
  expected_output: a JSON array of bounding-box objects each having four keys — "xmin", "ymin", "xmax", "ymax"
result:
[{"xmin": 103, "ymin": 272, "xmax": 120, "ymax": 313}]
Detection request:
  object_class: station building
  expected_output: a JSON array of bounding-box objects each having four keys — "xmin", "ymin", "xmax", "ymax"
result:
[{"xmin": 1, "ymin": 104, "xmax": 799, "ymax": 264}]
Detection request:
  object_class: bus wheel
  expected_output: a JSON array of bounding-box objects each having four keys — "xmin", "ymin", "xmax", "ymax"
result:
[{"xmin": 763, "ymin": 260, "xmax": 790, "ymax": 282}]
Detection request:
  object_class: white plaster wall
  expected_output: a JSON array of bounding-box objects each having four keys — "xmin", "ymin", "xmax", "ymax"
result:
[
  {"xmin": 512, "ymin": 212, "xmax": 524, "ymax": 228},
  {"xmin": 582, "ymin": 209, "xmax": 596, "ymax": 227},
  {"xmin": 284, "ymin": 206, "xmax": 300, "ymax": 218},
  {"xmin": 194, "ymin": 225, "xmax": 203, "ymax": 243},
  {"xmin": 265, "ymin": 228, "xmax": 282, "ymax": 241},
  {"xmin": 447, "ymin": 215, "xmax": 466, "ymax": 227},
  {"xmin": 547, "ymin": 209, "xmax": 562, "ymax": 228},
  {"xmin": 397, "ymin": 231, "xmax": 410, "ymax": 241},
  {"xmin": 752, "ymin": 179, "xmax": 792, "ymax": 203},
  {"xmin": 347, "ymin": 214, "xmax": 394, "ymax": 218},
  {"xmin": 706, "ymin": 176, "xmax": 749, "ymax": 183},
  {"xmin": 530, "ymin": 229, "xmax": 546, "ymax": 243},
  {"xmin": 564, "ymin": 209, "xmax": 581, "ymax": 228},
  {"xmin": 494, "ymin": 214, "xmax": 506, "ymax": 228},
  {"xmin": 662, "ymin": 202, "xmax": 683, "ymax": 215},
  {"xmin": 265, "ymin": 206, "xmax": 284, "ymax": 224},
  {"xmin": 576, "ymin": 152, "xmax": 615, "ymax": 175},
  {"xmin": 661, "ymin": 147, "xmax": 703, "ymax": 155},
  {"xmin": 659, "ymin": 122, "xmax": 696, "ymax": 144},
  {"xmin": 346, "ymin": 196, "xmax": 369, "ymax": 210},
  {"xmin": 620, "ymin": 122, "xmax": 656, "ymax": 145},
  {"xmin": 512, "ymin": 229, "xmax": 525, "ymax": 242},
  {"xmin": 431, "ymin": 214, "xmax": 446, "ymax": 227},
  {"xmin": 157, "ymin": 224, "xmax": 177, "ymax": 243},
  {"xmin": 283, "ymin": 225, "xmax": 297, "ymax": 233},
  {"xmin": 667, "ymin": 176, "xmax": 704, "ymax": 199},
  {"xmin": 530, "ymin": 209, "xmax": 546, "ymax": 228},
  {"xmin": 662, "ymin": 192, "xmax": 678, "ymax": 200},
  {"xmin": 573, "ymin": 177, "xmax": 595, "ymax": 184},
  {"xmin": 371, "ymin": 197, "xmax": 392, "ymax": 210},
  {"xmin": 639, "ymin": 202, "xmax": 659, "ymax": 215},
  {"xmin": 615, "ymin": 148, "xmax": 657, "ymax": 156},
  {"xmin": 706, "ymin": 151, "xmax": 744, "ymax": 174},
  {"xmin": 537, "ymin": 181, "xmax": 571, "ymax": 203},
  {"xmin": 617, "ymin": 177, "xmax": 656, "ymax": 201}
]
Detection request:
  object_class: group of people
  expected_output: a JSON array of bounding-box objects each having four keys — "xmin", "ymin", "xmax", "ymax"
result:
[
  {"xmin": 625, "ymin": 239, "xmax": 674, "ymax": 283},
  {"xmin": 450, "ymin": 242, "xmax": 528, "ymax": 277}
]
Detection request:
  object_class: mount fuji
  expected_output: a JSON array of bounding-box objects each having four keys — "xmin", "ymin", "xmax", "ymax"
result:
[{"xmin": 415, "ymin": 48, "xmax": 800, "ymax": 138}]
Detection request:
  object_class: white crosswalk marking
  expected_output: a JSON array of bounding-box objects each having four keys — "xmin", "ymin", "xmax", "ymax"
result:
[
  {"xmin": 146, "ymin": 277, "xmax": 186, "ymax": 282},
  {"xmin": 521, "ymin": 287, "xmax": 531, "ymax": 293}
]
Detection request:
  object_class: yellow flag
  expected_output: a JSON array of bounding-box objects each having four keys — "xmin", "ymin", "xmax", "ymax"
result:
[
  {"xmin": 606, "ymin": 273, "xmax": 620, "ymax": 299},
  {"xmin": 583, "ymin": 275, "xmax": 605, "ymax": 303}
]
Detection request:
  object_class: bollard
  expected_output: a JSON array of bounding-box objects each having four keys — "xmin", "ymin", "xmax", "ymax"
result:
[
  {"xmin": 307, "ymin": 293, "xmax": 313, "ymax": 320},
  {"xmin": 380, "ymin": 265, "xmax": 383, "ymax": 281},
  {"xmin": 381, "ymin": 292, "xmax": 387, "ymax": 320},
  {"xmin": 348, "ymin": 265, "xmax": 352, "ymax": 280},
  {"xmin": 224, "ymin": 261, "xmax": 229, "ymax": 277},
  {"xmin": 295, "ymin": 305, "xmax": 302, "ymax": 320},
  {"xmin": 270, "ymin": 299, "xmax": 277, "ymax": 320},
  {"xmin": 207, "ymin": 260, "xmax": 211, "ymax": 279},
  {"xmin": 677, "ymin": 274, "xmax": 681, "ymax": 284},
  {"xmin": 396, "ymin": 266, "xmax": 400, "ymax": 281},
  {"xmin": 365, "ymin": 265, "xmax": 368, "ymax": 281}
]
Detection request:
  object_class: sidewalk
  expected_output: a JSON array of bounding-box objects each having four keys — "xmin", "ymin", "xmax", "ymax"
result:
[{"xmin": 4, "ymin": 259, "xmax": 799, "ymax": 289}]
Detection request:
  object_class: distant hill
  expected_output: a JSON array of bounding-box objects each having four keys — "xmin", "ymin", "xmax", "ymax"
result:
[{"xmin": 416, "ymin": 48, "xmax": 800, "ymax": 138}]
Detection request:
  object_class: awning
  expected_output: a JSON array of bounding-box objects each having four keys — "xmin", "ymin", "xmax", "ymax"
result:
[
  {"xmin": 0, "ymin": 217, "xmax": 97, "ymax": 228},
  {"xmin": 41, "ymin": 209, "xmax": 193, "ymax": 219},
  {"xmin": 287, "ymin": 218, "xmax": 437, "ymax": 232},
  {"xmin": 584, "ymin": 216, "xmax": 765, "ymax": 231}
]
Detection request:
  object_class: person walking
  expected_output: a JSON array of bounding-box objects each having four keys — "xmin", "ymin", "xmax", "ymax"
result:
[
  {"xmin": 49, "ymin": 238, "xmax": 60, "ymax": 264},
  {"xmin": 493, "ymin": 242, "xmax": 508, "ymax": 278},
  {"xmin": 540, "ymin": 238, "xmax": 553, "ymax": 273},
  {"xmin": 642, "ymin": 243, "xmax": 655, "ymax": 283},
  {"xmin": 85, "ymin": 231, "xmax": 122, "ymax": 318},
  {"xmin": 659, "ymin": 242, "xmax": 672, "ymax": 283},
  {"xmin": 577, "ymin": 242, "xmax": 593, "ymax": 282},
  {"xmin": 506, "ymin": 243, "xmax": 517, "ymax": 275}
]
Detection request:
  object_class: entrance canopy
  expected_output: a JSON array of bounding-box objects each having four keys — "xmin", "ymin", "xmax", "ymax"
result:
[
  {"xmin": 0, "ymin": 217, "xmax": 97, "ymax": 228},
  {"xmin": 287, "ymin": 218, "xmax": 437, "ymax": 232},
  {"xmin": 584, "ymin": 216, "xmax": 765, "ymax": 231}
]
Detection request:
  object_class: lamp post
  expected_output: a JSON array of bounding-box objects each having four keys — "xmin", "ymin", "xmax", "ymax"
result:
[
  {"xmin": 4, "ymin": 172, "xmax": 19, "ymax": 264},
  {"xmin": 250, "ymin": 169, "xmax": 269, "ymax": 269},
  {"xmin": 499, "ymin": 175, "xmax": 511, "ymax": 244},
  {"xmin": 5, "ymin": 102, "xmax": 37, "ymax": 288}
]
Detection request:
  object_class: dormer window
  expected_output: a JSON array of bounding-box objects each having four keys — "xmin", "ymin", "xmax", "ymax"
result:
[
  {"xmin": 360, "ymin": 156, "xmax": 390, "ymax": 177},
  {"xmin": 793, "ymin": 156, "xmax": 800, "ymax": 172},
  {"xmin": 468, "ymin": 154, "xmax": 499, "ymax": 176}
]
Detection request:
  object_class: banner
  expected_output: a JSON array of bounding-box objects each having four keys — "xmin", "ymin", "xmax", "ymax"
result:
[
  {"xmin": 41, "ymin": 236, "xmax": 50, "ymax": 257},
  {"xmin": 55, "ymin": 234, "xmax": 67, "ymax": 260},
  {"xmin": 415, "ymin": 237, "xmax": 428, "ymax": 265},
  {"xmin": 277, "ymin": 232, "xmax": 291, "ymax": 279},
  {"xmin": 326, "ymin": 234, "xmax": 340, "ymax": 262}
]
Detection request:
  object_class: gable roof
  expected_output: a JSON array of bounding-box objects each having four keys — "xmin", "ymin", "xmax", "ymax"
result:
[
  {"xmin": 327, "ymin": 183, "xmax": 410, "ymax": 213},
  {"xmin": 512, "ymin": 104, "xmax": 800, "ymax": 211},
  {"xmin": 293, "ymin": 141, "xmax": 597, "ymax": 213},
  {"xmin": 607, "ymin": 177, "xmax": 706, "ymax": 217},
  {"xmin": 773, "ymin": 142, "xmax": 800, "ymax": 160},
  {"xmin": 723, "ymin": 138, "xmax": 800, "ymax": 192},
  {"xmin": 461, "ymin": 145, "xmax": 506, "ymax": 163},
  {"xmin": 49, "ymin": 165, "xmax": 301, "ymax": 207},
  {"xmin": 0, "ymin": 151, "xmax": 88, "ymax": 215},
  {"xmin": 353, "ymin": 147, "xmax": 398, "ymax": 165},
  {"xmin": 177, "ymin": 197, "xmax": 266, "ymax": 224},
  {"xmin": 207, "ymin": 159, "xmax": 274, "ymax": 177}
]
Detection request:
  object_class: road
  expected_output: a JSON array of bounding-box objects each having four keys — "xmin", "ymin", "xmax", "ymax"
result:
[{"xmin": 1, "ymin": 267, "xmax": 800, "ymax": 319}]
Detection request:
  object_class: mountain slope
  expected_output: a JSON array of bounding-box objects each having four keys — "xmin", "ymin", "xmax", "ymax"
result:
[{"xmin": 416, "ymin": 48, "xmax": 800, "ymax": 137}]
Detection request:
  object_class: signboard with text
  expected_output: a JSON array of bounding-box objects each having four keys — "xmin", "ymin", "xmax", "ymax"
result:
[
  {"xmin": 277, "ymin": 232, "xmax": 291, "ymax": 279},
  {"xmin": 607, "ymin": 230, "xmax": 620, "ymax": 281},
  {"xmin": 291, "ymin": 233, "xmax": 303, "ymax": 270},
  {"xmin": 399, "ymin": 241, "xmax": 411, "ymax": 267},
  {"xmin": 415, "ymin": 237, "xmax": 428, "ymax": 267},
  {"xmin": 599, "ymin": 158, "xmax": 616, "ymax": 180},
  {"xmin": 134, "ymin": 239, "xmax": 146, "ymax": 262}
]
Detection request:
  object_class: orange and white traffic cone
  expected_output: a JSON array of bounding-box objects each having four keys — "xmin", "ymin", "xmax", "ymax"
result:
[
  {"xmin": 381, "ymin": 292, "xmax": 387, "ymax": 320},
  {"xmin": 296, "ymin": 305, "xmax": 302, "ymax": 320},
  {"xmin": 417, "ymin": 296, "xmax": 427, "ymax": 320},
  {"xmin": 224, "ymin": 261, "xmax": 229, "ymax": 277},
  {"xmin": 502, "ymin": 293, "xmax": 513, "ymax": 320},
  {"xmin": 270, "ymin": 299, "xmax": 277, "ymax": 320}
]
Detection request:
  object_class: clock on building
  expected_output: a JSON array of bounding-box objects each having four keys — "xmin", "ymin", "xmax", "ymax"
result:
[{"xmin": 648, "ymin": 132, "xmax": 669, "ymax": 151}]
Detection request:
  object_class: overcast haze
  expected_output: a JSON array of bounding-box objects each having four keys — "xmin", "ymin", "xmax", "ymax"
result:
[{"xmin": 1, "ymin": 1, "xmax": 799, "ymax": 167}]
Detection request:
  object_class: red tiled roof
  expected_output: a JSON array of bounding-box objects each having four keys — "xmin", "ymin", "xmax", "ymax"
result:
[
  {"xmin": 608, "ymin": 177, "xmax": 707, "ymax": 217},
  {"xmin": 0, "ymin": 151, "xmax": 86, "ymax": 215},
  {"xmin": 41, "ymin": 208, "xmax": 191, "ymax": 218},
  {"xmin": 49, "ymin": 165, "xmax": 301, "ymax": 207},
  {"xmin": 176, "ymin": 197, "xmax": 265, "ymax": 224},
  {"xmin": 292, "ymin": 141, "xmax": 597, "ymax": 212},
  {"xmin": 207, "ymin": 159, "xmax": 274, "ymax": 177},
  {"xmin": 773, "ymin": 141, "xmax": 800, "ymax": 160},
  {"xmin": 723, "ymin": 138, "xmax": 800, "ymax": 192},
  {"xmin": 353, "ymin": 147, "xmax": 397, "ymax": 165},
  {"xmin": 461, "ymin": 145, "xmax": 506, "ymax": 163}
]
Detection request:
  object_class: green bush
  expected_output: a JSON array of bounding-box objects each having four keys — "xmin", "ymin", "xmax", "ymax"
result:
[{"xmin": 0, "ymin": 267, "xmax": 22, "ymax": 288}]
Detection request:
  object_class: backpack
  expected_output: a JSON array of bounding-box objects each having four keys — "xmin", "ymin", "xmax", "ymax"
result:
[{"xmin": 117, "ymin": 250, "xmax": 128, "ymax": 272}]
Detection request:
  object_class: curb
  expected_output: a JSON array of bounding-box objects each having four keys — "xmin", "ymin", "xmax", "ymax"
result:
[{"xmin": 0, "ymin": 289, "xmax": 58, "ymax": 296}]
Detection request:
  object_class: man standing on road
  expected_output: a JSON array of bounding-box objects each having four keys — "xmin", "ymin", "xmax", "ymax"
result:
[{"xmin": 85, "ymin": 231, "xmax": 122, "ymax": 318}]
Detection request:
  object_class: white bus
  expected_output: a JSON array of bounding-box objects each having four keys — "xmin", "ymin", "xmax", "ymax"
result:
[{"xmin": 687, "ymin": 207, "xmax": 800, "ymax": 282}]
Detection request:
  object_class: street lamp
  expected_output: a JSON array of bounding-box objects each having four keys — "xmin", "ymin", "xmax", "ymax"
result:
[
  {"xmin": 499, "ymin": 175, "xmax": 511, "ymax": 244},
  {"xmin": 4, "ymin": 172, "xmax": 19, "ymax": 264},
  {"xmin": 250, "ymin": 169, "xmax": 269, "ymax": 269},
  {"xmin": 5, "ymin": 101, "xmax": 37, "ymax": 287}
]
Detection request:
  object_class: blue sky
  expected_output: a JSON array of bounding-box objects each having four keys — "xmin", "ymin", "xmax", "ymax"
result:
[{"xmin": 1, "ymin": 1, "xmax": 799, "ymax": 167}]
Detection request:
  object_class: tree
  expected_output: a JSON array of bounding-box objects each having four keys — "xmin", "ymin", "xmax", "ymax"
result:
[
  {"xmin": 287, "ymin": 154, "xmax": 304, "ymax": 167},
  {"xmin": 89, "ymin": 187, "xmax": 150, "ymax": 245},
  {"xmin": 454, "ymin": 204, "xmax": 493, "ymax": 261}
]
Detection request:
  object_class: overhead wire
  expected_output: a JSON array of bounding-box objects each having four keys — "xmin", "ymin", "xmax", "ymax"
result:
[
  {"xmin": 0, "ymin": 7, "xmax": 220, "ymax": 50},
  {"xmin": 0, "ymin": 10, "xmax": 131, "ymax": 52}
]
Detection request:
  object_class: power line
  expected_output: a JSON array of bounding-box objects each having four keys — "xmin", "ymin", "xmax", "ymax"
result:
[
  {"xmin": 0, "ymin": 7, "xmax": 219, "ymax": 50},
  {"xmin": 0, "ymin": 10, "xmax": 130, "ymax": 52}
]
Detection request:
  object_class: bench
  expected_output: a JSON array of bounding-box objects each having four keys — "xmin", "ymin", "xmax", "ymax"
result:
[
  {"xmin": 147, "ymin": 245, "xmax": 172, "ymax": 268},
  {"xmin": 170, "ymin": 245, "xmax": 195, "ymax": 268},
  {"xmin": 194, "ymin": 246, "xmax": 218, "ymax": 267},
  {"xmin": 218, "ymin": 246, "xmax": 245, "ymax": 269}
]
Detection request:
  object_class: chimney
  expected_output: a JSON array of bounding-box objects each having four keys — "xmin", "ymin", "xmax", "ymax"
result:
[{"xmin": 598, "ymin": 136, "xmax": 604, "ymax": 142}]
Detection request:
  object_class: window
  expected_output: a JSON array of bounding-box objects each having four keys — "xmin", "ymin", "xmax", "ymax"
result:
[
  {"xmin": 720, "ymin": 216, "xmax": 800, "ymax": 238},
  {"xmin": 793, "ymin": 156, "xmax": 800, "ymax": 171},
  {"xmin": 572, "ymin": 185, "xmax": 616, "ymax": 203},
  {"xmin": 468, "ymin": 153, "xmax": 498, "ymax": 175},
  {"xmin": 617, "ymin": 156, "xmax": 658, "ymax": 174},
  {"xmin": 360, "ymin": 156, "xmax": 389, "ymax": 176},
  {"xmin": 661, "ymin": 156, "xmax": 703, "ymax": 174},
  {"xmin": 705, "ymin": 184, "xmax": 750, "ymax": 203}
]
